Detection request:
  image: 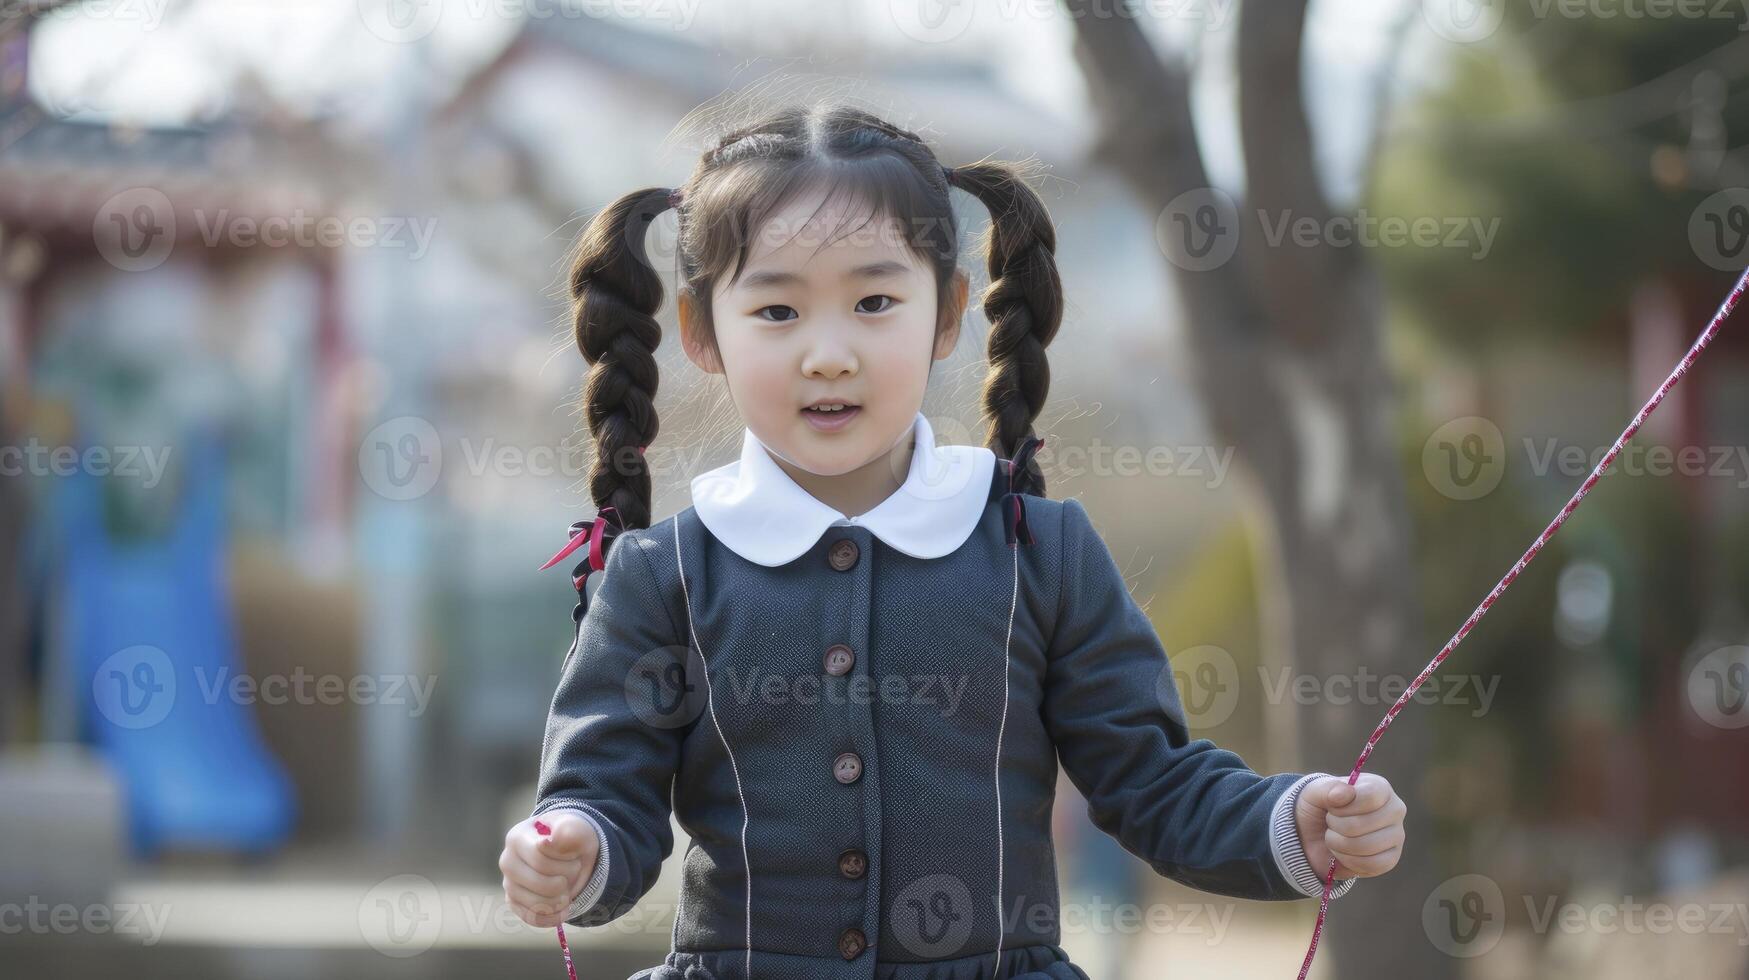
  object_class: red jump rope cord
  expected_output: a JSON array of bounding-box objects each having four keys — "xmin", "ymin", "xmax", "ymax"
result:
[
  {"xmin": 1294, "ymin": 266, "xmax": 1749, "ymax": 980},
  {"xmin": 531, "ymin": 819, "xmax": 581, "ymax": 980}
]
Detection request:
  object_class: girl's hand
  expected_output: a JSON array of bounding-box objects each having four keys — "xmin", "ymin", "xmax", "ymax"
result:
[
  {"xmin": 1294, "ymin": 773, "xmax": 1406, "ymax": 883},
  {"xmin": 500, "ymin": 812, "xmax": 598, "ymax": 928}
]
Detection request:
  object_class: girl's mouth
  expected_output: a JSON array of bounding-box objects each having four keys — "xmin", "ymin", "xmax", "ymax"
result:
[{"xmin": 801, "ymin": 404, "xmax": 861, "ymax": 432}]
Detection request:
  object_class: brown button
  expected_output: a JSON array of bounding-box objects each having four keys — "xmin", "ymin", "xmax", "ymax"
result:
[
  {"xmin": 838, "ymin": 849, "xmax": 867, "ymax": 879},
  {"xmin": 838, "ymin": 926, "xmax": 867, "ymax": 959},
  {"xmin": 823, "ymin": 644, "xmax": 855, "ymax": 676},
  {"xmin": 833, "ymin": 752, "xmax": 862, "ymax": 784},
  {"xmin": 828, "ymin": 538, "xmax": 859, "ymax": 571}
]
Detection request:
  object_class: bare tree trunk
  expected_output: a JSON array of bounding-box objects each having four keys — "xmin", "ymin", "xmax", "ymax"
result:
[{"xmin": 1066, "ymin": 2, "xmax": 1450, "ymax": 975}]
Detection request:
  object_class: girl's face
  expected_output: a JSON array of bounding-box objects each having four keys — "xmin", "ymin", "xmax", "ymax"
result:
[{"xmin": 681, "ymin": 185, "xmax": 967, "ymax": 479}]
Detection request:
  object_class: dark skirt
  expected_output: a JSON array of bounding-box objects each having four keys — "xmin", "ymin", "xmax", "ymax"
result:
[{"xmin": 627, "ymin": 942, "xmax": 1093, "ymax": 980}]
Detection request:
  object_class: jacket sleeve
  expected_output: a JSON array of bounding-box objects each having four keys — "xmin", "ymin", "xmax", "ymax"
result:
[
  {"xmin": 531, "ymin": 527, "xmax": 690, "ymax": 927},
  {"xmin": 1041, "ymin": 497, "xmax": 1357, "ymax": 902}
]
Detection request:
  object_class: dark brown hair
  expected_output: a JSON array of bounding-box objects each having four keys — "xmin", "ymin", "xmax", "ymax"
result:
[{"xmin": 565, "ymin": 103, "xmax": 1062, "ymax": 531}]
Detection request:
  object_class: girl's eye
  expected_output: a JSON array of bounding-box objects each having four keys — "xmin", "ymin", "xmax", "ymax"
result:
[
  {"xmin": 857, "ymin": 295, "xmax": 894, "ymax": 315},
  {"xmin": 755, "ymin": 305, "xmax": 798, "ymax": 323}
]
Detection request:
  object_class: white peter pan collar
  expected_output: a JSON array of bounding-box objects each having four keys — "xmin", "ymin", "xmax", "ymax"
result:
[{"xmin": 690, "ymin": 411, "xmax": 996, "ymax": 567}]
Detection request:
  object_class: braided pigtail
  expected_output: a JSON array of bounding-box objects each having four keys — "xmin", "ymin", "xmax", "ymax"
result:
[
  {"xmin": 568, "ymin": 186, "xmax": 678, "ymax": 533},
  {"xmin": 947, "ymin": 162, "xmax": 1062, "ymax": 498}
]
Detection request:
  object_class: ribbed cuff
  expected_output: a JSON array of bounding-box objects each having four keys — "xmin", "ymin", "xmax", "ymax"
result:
[
  {"xmin": 534, "ymin": 805, "xmax": 612, "ymax": 922},
  {"xmin": 1269, "ymin": 772, "xmax": 1359, "ymax": 900}
]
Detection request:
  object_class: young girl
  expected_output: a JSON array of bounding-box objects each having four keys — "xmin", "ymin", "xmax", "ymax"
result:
[{"xmin": 498, "ymin": 103, "xmax": 1407, "ymax": 980}]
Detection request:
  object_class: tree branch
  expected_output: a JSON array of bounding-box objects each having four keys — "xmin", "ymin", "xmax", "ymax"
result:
[{"xmin": 1236, "ymin": 0, "xmax": 1353, "ymax": 346}]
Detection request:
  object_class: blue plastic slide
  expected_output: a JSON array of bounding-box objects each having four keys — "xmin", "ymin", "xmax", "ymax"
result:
[{"xmin": 55, "ymin": 426, "xmax": 297, "ymax": 855}]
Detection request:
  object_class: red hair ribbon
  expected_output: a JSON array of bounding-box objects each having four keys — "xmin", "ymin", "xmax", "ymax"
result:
[
  {"xmin": 1002, "ymin": 434, "xmax": 1046, "ymax": 546},
  {"xmin": 536, "ymin": 447, "xmax": 644, "ymax": 591},
  {"xmin": 1294, "ymin": 266, "xmax": 1749, "ymax": 979},
  {"xmin": 539, "ymin": 505, "xmax": 625, "ymax": 593}
]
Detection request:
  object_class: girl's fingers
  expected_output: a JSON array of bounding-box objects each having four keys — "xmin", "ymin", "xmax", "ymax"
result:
[
  {"xmin": 1323, "ymin": 774, "xmax": 1392, "ymax": 816},
  {"xmin": 1333, "ymin": 844, "xmax": 1401, "ymax": 878},
  {"xmin": 1325, "ymin": 794, "xmax": 1406, "ymax": 837},
  {"xmin": 501, "ymin": 855, "xmax": 573, "ymax": 898},
  {"xmin": 512, "ymin": 830, "xmax": 586, "ymax": 879},
  {"xmin": 1327, "ymin": 822, "xmax": 1406, "ymax": 861},
  {"xmin": 506, "ymin": 880, "xmax": 569, "ymax": 919}
]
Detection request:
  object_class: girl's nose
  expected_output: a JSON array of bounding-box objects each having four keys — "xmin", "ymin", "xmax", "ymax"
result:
[{"xmin": 801, "ymin": 329, "xmax": 858, "ymax": 379}]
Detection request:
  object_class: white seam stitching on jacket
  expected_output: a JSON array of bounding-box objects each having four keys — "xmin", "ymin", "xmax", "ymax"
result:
[
  {"xmin": 992, "ymin": 540, "xmax": 1018, "ymax": 978},
  {"xmin": 672, "ymin": 517, "xmax": 754, "ymax": 980}
]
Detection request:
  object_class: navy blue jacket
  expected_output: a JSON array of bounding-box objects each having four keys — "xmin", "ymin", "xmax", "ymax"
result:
[{"xmin": 533, "ymin": 443, "xmax": 1352, "ymax": 980}]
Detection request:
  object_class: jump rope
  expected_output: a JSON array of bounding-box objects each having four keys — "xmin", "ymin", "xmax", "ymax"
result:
[
  {"xmin": 1295, "ymin": 265, "xmax": 1749, "ymax": 980},
  {"xmin": 530, "ymin": 267, "xmax": 1749, "ymax": 980}
]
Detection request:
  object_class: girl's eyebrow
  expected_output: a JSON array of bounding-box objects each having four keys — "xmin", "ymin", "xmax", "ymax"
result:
[{"xmin": 740, "ymin": 260, "xmax": 910, "ymax": 290}]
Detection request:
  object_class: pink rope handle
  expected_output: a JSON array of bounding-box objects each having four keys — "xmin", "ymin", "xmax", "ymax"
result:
[
  {"xmin": 1294, "ymin": 266, "xmax": 1749, "ymax": 980},
  {"xmin": 531, "ymin": 818, "xmax": 581, "ymax": 980}
]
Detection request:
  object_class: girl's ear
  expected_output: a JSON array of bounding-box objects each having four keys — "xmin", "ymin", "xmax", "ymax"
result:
[
  {"xmin": 934, "ymin": 267, "xmax": 969, "ymax": 361},
  {"xmin": 679, "ymin": 291, "xmax": 724, "ymax": 375}
]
